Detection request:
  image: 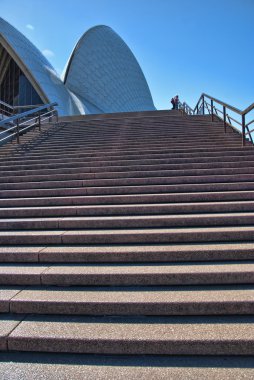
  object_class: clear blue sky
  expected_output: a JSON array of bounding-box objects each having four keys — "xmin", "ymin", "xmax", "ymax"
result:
[{"xmin": 1, "ymin": 0, "xmax": 253, "ymax": 110}]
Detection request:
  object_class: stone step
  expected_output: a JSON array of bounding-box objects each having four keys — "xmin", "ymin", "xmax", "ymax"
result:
[
  {"xmin": 1, "ymin": 167, "xmax": 254, "ymax": 186},
  {"xmin": 1, "ymin": 147, "xmax": 253, "ymax": 166},
  {"xmin": 3, "ymin": 167, "xmax": 254, "ymax": 186},
  {"xmin": 31, "ymin": 133, "xmax": 241, "ymax": 142},
  {"xmin": 1, "ymin": 155, "xmax": 254, "ymax": 173},
  {"xmin": 41, "ymin": 123, "xmax": 230, "ymax": 130},
  {"xmin": 6, "ymin": 314, "xmax": 254, "ymax": 355},
  {"xmin": 3, "ymin": 144, "xmax": 250, "ymax": 161},
  {"xmin": 1, "ymin": 242, "xmax": 254, "ymax": 263},
  {"xmin": 0, "ymin": 353, "xmax": 253, "ymax": 380},
  {"xmin": 8, "ymin": 132, "xmax": 238, "ymax": 143},
  {"xmin": 5, "ymin": 145, "xmax": 243, "ymax": 158},
  {"xmin": 2, "ymin": 180, "xmax": 254, "ymax": 198},
  {"xmin": 8, "ymin": 285, "xmax": 254, "ymax": 316},
  {"xmin": 22, "ymin": 138, "xmax": 241, "ymax": 150},
  {"xmin": 17, "ymin": 121, "xmax": 225, "ymax": 129},
  {"xmin": 39, "ymin": 136, "xmax": 239, "ymax": 146},
  {"xmin": 1, "ymin": 200, "xmax": 254, "ymax": 218},
  {"xmin": 59, "ymin": 226, "xmax": 254, "ymax": 245},
  {"xmin": 26, "ymin": 130, "xmax": 239, "ymax": 140},
  {"xmin": 1, "ymin": 212, "xmax": 254, "ymax": 230},
  {"xmin": 0, "ymin": 190, "xmax": 253, "ymax": 207},
  {"xmin": 9, "ymin": 141, "xmax": 242, "ymax": 153},
  {"xmin": 13, "ymin": 121, "xmax": 224, "ymax": 129},
  {"xmin": 2, "ymin": 161, "xmax": 254, "ymax": 179},
  {"xmin": 0, "ymin": 261, "xmax": 254, "ymax": 286},
  {"xmin": 2, "ymin": 147, "xmax": 253, "ymax": 165},
  {"xmin": 44, "ymin": 122, "xmax": 223, "ymax": 130},
  {"xmin": 0, "ymin": 225, "xmax": 253, "ymax": 245},
  {"xmin": 2, "ymin": 175, "xmax": 254, "ymax": 191},
  {"xmin": 0, "ymin": 155, "xmax": 254, "ymax": 171}
]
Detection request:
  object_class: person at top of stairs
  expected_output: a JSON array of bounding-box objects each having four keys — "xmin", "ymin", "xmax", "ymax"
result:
[{"xmin": 171, "ymin": 95, "xmax": 179, "ymax": 110}]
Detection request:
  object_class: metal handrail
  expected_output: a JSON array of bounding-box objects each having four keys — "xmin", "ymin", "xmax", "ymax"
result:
[
  {"xmin": 0, "ymin": 100, "xmax": 14, "ymax": 110},
  {"xmin": 0, "ymin": 102, "xmax": 58, "ymax": 146},
  {"xmin": 0, "ymin": 100, "xmax": 44, "ymax": 110},
  {"xmin": 178, "ymin": 101, "xmax": 195, "ymax": 115},
  {"xmin": 0, "ymin": 100, "xmax": 45, "ymax": 118},
  {"xmin": 0, "ymin": 100, "xmax": 14, "ymax": 118},
  {"xmin": 193, "ymin": 93, "xmax": 254, "ymax": 146}
]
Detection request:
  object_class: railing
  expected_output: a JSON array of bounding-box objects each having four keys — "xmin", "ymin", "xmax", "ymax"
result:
[
  {"xmin": 0, "ymin": 102, "xmax": 58, "ymax": 146},
  {"xmin": 193, "ymin": 93, "xmax": 254, "ymax": 146},
  {"xmin": 0, "ymin": 100, "xmax": 46, "ymax": 119},
  {"xmin": 0, "ymin": 100, "xmax": 13, "ymax": 118},
  {"xmin": 178, "ymin": 101, "xmax": 195, "ymax": 115}
]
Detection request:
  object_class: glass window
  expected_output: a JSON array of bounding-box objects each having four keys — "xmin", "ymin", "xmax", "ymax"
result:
[{"xmin": 0, "ymin": 45, "xmax": 43, "ymax": 110}]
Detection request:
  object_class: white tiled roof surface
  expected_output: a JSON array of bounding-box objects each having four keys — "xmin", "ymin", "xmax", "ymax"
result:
[
  {"xmin": 0, "ymin": 17, "xmax": 81, "ymax": 116},
  {"xmin": 0, "ymin": 20, "xmax": 155, "ymax": 115},
  {"xmin": 64, "ymin": 26, "xmax": 155, "ymax": 113}
]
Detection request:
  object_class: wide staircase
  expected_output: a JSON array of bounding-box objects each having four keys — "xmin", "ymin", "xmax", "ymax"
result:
[{"xmin": 0, "ymin": 110, "xmax": 254, "ymax": 378}]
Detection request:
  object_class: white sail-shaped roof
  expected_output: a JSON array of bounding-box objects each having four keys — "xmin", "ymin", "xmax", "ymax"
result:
[
  {"xmin": 0, "ymin": 17, "xmax": 81, "ymax": 116},
  {"xmin": 64, "ymin": 25, "xmax": 155, "ymax": 114},
  {"xmin": 0, "ymin": 19, "xmax": 155, "ymax": 115}
]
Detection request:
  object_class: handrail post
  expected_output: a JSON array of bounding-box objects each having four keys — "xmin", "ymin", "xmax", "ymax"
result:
[
  {"xmin": 38, "ymin": 114, "xmax": 41, "ymax": 131},
  {"xmin": 16, "ymin": 119, "xmax": 20, "ymax": 144},
  {"xmin": 242, "ymin": 114, "xmax": 246, "ymax": 146},
  {"xmin": 55, "ymin": 110, "xmax": 58, "ymax": 123},
  {"xmin": 223, "ymin": 106, "xmax": 226, "ymax": 133},
  {"xmin": 202, "ymin": 95, "xmax": 205, "ymax": 115},
  {"xmin": 211, "ymin": 99, "xmax": 214, "ymax": 122}
]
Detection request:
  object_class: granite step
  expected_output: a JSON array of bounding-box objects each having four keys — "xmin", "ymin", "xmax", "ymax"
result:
[
  {"xmin": 30, "ymin": 137, "xmax": 242, "ymax": 146},
  {"xmin": 2, "ymin": 181, "xmax": 254, "ymax": 198},
  {"xmin": 0, "ymin": 212, "xmax": 254, "ymax": 230},
  {"xmin": 57, "ymin": 130, "xmax": 239, "ymax": 139},
  {"xmin": 58, "ymin": 226, "xmax": 254, "ymax": 245},
  {"xmin": 3, "ymin": 144, "xmax": 250, "ymax": 160},
  {"xmin": 0, "ymin": 353, "xmax": 253, "ymax": 380},
  {"xmin": 2, "ymin": 168, "xmax": 254, "ymax": 186},
  {"xmin": 9, "ymin": 143, "xmax": 242, "ymax": 155},
  {"xmin": 3, "ymin": 146, "xmax": 244, "ymax": 159},
  {"xmin": 8, "ymin": 133, "xmax": 239, "ymax": 143},
  {"xmin": 20, "ymin": 128, "xmax": 242, "ymax": 135},
  {"xmin": 3, "ymin": 174, "xmax": 254, "ymax": 191},
  {"xmin": 17, "ymin": 124, "xmax": 231, "ymax": 131},
  {"xmin": 0, "ymin": 190, "xmax": 253, "ymax": 207},
  {"xmin": 21, "ymin": 139, "xmax": 241, "ymax": 150},
  {"xmin": 41, "ymin": 122, "xmax": 223, "ymax": 130},
  {"xmin": 1, "ymin": 147, "xmax": 253, "ymax": 166},
  {"xmin": 1, "ymin": 242, "xmax": 254, "ymax": 263},
  {"xmin": 38, "ymin": 136, "xmax": 240, "ymax": 145},
  {"xmin": 1, "ymin": 200, "xmax": 254, "ymax": 218},
  {"xmin": 0, "ymin": 125, "xmax": 221, "ymax": 136},
  {"xmin": 6, "ymin": 314, "xmax": 254, "ymax": 355},
  {"xmin": 0, "ymin": 261, "xmax": 254, "ymax": 286},
  {"xmin": 3, "ymin": 161, "xmax": 254, "ymax": 179},
  {"xmin": 25, "ymin": 132, "xmax": 240, "ymax": 141},
  {"xmin": 1, "ymin": 155, "xmax": 254, "ymax": 172},
  {"xmin": 8, "ymin": 285, "xmax": 254, "ymax": 316},
  {"xmin": 1, "ymin": 154, "xmax": 254, "ymax": 173},
  {"xmin": 3, "ymin": 147, "xmax": 253, "ymax": 164}
]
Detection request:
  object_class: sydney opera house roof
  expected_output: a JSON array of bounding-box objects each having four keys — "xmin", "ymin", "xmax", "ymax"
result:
[{"xmin": 0, "ymin": 17, "xmax": 155, "ymax": 116}]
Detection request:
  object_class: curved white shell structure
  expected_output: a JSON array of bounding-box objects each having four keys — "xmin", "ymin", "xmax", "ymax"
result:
[
  {"xmin": 0, "ymin": 17, "xmax": 80, "ymax": 116},
  {"xmin": 0, "ymin": 19, "xmax": 155, "ymax": 115},
  {"xmin": 64, "ymin": 26, "xmax": 155, "ymax": 113}
]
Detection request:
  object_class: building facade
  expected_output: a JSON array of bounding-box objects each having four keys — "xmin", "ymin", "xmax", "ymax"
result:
[{"xmin": 0, "ymin": 18, "xmax": 155, "ymax": 116}]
